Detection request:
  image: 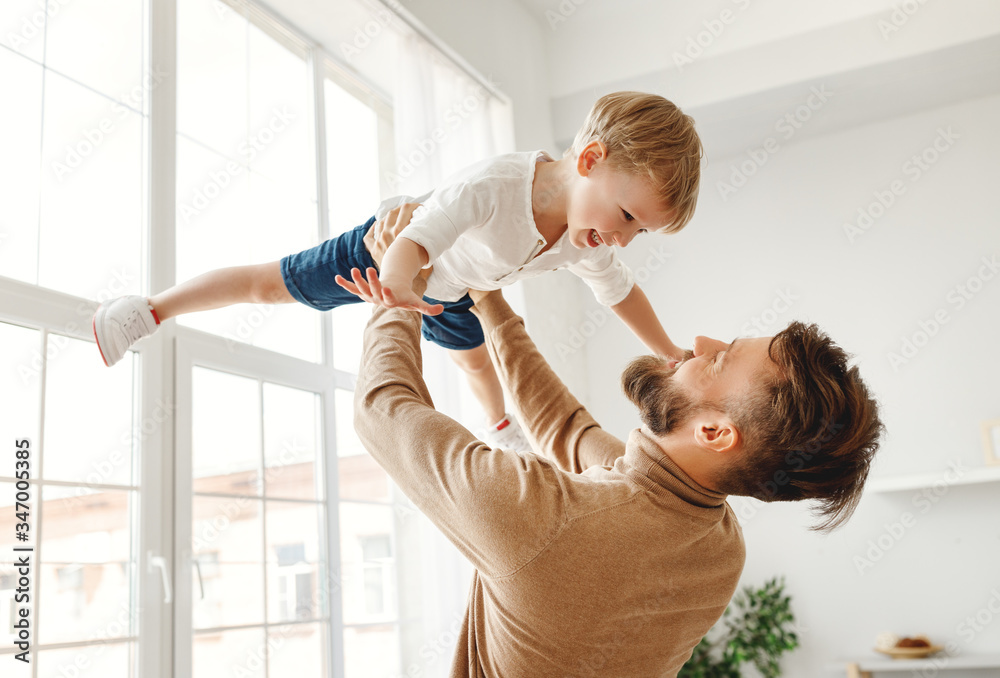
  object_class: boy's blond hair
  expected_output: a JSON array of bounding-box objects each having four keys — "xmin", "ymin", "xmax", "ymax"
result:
[{"xmin": 567, "ymin": 91, "xmax": 703, "ymax": 233}]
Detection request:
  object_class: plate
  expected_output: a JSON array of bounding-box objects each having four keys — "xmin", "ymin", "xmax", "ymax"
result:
[{"xmin": 874, "ymin": 645, "xmax": 945, "ymax": 659}]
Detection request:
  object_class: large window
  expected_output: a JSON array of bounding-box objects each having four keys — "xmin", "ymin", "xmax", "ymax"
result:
[{"xmin": 1, "ymin": 0, "xmax": 503, "ymax": 675}]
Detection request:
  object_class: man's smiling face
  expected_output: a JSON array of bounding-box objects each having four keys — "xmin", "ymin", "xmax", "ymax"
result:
[{"xmin": 663, "ymin": 335, "xmax": 783, "ymax": 419}]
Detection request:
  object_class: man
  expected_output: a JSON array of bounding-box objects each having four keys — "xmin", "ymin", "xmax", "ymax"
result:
[{"xmin": 351, "ymin": 206, "xmax": 883, "ymax": 677}]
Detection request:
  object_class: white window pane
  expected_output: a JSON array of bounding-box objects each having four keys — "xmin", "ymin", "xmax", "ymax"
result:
[
  {"xmin": 37, "ymin": 641, "xmax": 132, "ymax": 678},
  {"xmin": 248, "ymin": 24, "xmax": 314, "ymax": 199},
  {"xmin": 175, "ymin": 144, "xmax": 320, "ymax": 362},
  {"xmin": 0, "ymin": 49, "xmax": 43, "ymax": 284},
  {"xmin": 338, "ymin": 454, "xmax": 392, "ymax": 504},
  {"xmin": 0, "ymin": 323, "xmax": 41, "ymax": 476},
  {"xmin": 340, "ymin": 502, "xmax": 396, "ymax": 625},
  {"xmin": 39, "ymin": 485, "xmax": 135, "ymax": 645},
  {"xmin": 39, "ymin": 71, "xmax": 143, "ymax": 299},
  {"xmin": 264, "ymin": 384, "xmax": 320, "ymax": 500},
  {"xmin": 44, "ymin": 0, "xmax": 143, "ymax": 102},
  {"xmin": 268, "ymin": 623, "xmax": 327, "ymax": 677},
  {"xmin": 246, "ymin": 173, "xmax": 316, "ymax": 262},
  {"xmin": 241, "ymin": 173, "xmax": 319, "ymax": 362},
  {"xmin": 332, "ymin": 301, "xmax": 370, "ymax": 375},
  {"xmin": 334, "ymin": 390, "xmax": 393, "ymax": 503},
  {"xmin": 334, "ymin": 389, "xmax": 366, "ymax": 458},
  {"xmin": 193, "ymin": 495, "xmax": 263, "ymax": 563},
  {"xmin": 325, "ymin": 81, "xmax": 381, "ymax": 234},
  {"xmin": 192, "ymin": 496, "xmax": 265, "ymax": 629},
  {"xmin": 0, "ymin": 0, "xmax": 46, "ymax": 61},
  {"xmin": 175, "ymin": 135, "xmax": 252, "ymax": 274},
  {"xmin": 43, "ymin": 335, "xmax": 135, "ymax": 485},
  {"xmin": 177, "ymin": 0, "xmax": 248, "ymax": 157},
  {"xmin": 266, "ymin": 501, "xmax": 321, "ymax": 622},
  {"xmin": 192, "ymin": 367, "xmax": 261, "ymax": 495},
  {"xmin": 343, "ymin": 625, "xmax": 400, "ymax": 678},
  {"xmin": 193, "ymin": 628, "xmax": 266, "ymax": 678}
]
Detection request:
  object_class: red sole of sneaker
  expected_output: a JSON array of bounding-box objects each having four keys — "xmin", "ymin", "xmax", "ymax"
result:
[{"xmin": 92, "ymin": 311, "xmax": 110, "ymax": 367}]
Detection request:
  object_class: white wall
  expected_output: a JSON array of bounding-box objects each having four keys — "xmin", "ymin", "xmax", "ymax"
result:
[{"xmin": 582, "ymin": 92, "xmax": 1000, "ymax": 673}]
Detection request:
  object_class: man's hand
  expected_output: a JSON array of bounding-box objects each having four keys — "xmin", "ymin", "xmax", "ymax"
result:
[
  {"xmin": 337, "ymin": 267, "xmax": 444, "ymax": 315},
  {"xmin": 335, "ymin": 202, "xmax": 442, "ymax": 314}
]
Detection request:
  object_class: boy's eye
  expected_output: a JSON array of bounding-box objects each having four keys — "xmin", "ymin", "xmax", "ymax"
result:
[{"xmin": 622, "ymin": 209, "xmax": 634, "ymax": 222}]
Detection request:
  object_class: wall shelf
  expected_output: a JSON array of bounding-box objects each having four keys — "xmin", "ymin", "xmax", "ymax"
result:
[
  {"xmin": 829, "ymin": 653, "xmax": 1000, "ymax": 674},
  {"xmin": 867, "ymin": 465, "xmax": 1000, "ymax": 494}
]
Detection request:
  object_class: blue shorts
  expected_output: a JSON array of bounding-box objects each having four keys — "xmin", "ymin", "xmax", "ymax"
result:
[{"xmin": 280, "ymin": 217, "xmax": 485, "ymax": 351}]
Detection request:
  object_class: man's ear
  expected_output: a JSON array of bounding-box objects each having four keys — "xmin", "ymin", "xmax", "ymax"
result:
[
  {"xmin": 692, "ymin": 414, "xmax": 741, "ymax": 455},
  {"xmin": 576, "ymin": 139, "xmax": 608, "ymax": 176}
]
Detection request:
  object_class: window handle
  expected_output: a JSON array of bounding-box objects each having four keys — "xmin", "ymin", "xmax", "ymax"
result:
[
  {"xmin": 147, "ymin": 551, "xmax": 172, "ymax": 604},
  {"xmin": 193, "ymin": 557, "xmax": 206, "ymax": 600}
]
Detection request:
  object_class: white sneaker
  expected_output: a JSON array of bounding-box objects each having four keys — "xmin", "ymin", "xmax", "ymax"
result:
[
  {"xmin": 93, "ymin": 295, "xmax": 161, "ymax": 366},
  {"xmin": 482, "ymin": 413, "xmax": 533, "ymax": 453}
]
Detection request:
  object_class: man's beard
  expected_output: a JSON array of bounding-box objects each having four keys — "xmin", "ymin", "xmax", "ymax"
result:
[{"xmin": 621, "ymin": 352, "xmax": 697, "ymax": 436}]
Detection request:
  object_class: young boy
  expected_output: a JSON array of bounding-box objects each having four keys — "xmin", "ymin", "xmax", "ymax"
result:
[{"xmin": 93, "ymin": 91, "xmax": 702, "ymax": 450}]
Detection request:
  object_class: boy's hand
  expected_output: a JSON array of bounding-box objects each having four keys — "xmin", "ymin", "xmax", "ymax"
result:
[
  {"xmin": 335, "ymin": 267, "xmax": 444, "ymax": 316},
  {"xmin": 661, "ymin": 342, "xmax": 691, "ymax": 363},
  {"xmin": 364, "ymin": 203, "xmax": 421, "ymax": 268}
]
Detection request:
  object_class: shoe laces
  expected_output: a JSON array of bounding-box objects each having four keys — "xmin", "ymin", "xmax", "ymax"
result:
[{"xmin": 119, "ymin": 308, "xmax": 150, "ymax": 344}]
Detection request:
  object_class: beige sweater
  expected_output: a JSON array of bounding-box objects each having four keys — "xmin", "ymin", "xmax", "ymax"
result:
[{"xmin": 354, "ymin": 289, "xmax": 746, "ymax": 678}]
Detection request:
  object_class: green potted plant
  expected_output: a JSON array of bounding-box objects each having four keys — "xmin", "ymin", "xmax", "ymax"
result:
[{"xmin": 679, "ymin": 576, "xmax": 799, "ymax": 678}]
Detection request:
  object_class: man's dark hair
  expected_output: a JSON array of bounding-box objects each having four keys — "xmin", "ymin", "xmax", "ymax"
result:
[{"xmin": 718, "ymin": 322, "xmax": 884, "ymax": 532}]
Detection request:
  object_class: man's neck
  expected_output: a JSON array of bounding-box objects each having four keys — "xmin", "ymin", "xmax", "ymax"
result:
[
  {"xmin": 644, "ymin": 426, "xmax": 724, "ymax": 492},
  {"xmin": 531, "ymin": 157, "xmax": 573, "ymax": 244}
]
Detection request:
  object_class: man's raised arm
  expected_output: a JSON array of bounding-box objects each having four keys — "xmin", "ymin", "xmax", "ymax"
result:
[
  {"xmin": 470, "ymin": 290, "xmax": 625, "ymax": 473},
  {"xmin": 353, "ymin": 276, "xmax": 568, "ymax": 579}
]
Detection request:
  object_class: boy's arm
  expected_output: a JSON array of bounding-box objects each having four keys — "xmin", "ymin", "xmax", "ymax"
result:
[
  {"xmin": 470, "ymin": 290, "xmax": 626, "ymax": 473},
  {"xmin": 335, "ymin": 233, "xmax": 444, "ymax": 315},
  {"xmin": 610, "ymin": 283, "xmax": 686, "ymax": 360},
  {"xmin": 353, "ymin": 277, "xmax": 568, "ymax": 578}
]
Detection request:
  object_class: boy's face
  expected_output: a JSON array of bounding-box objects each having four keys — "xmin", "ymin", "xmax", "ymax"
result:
[{"xmin": 567, "ymin": 141, "xmax": 671, "ymax": 250}]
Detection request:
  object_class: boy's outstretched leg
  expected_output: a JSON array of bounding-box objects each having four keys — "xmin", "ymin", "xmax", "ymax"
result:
[
  {"xmin": 448, "ymin": 344, "xmax": 533, "ymax": 453},
  {"xmin": 94, "ymin": 261, "xmax": 291, "ymax": 366}
]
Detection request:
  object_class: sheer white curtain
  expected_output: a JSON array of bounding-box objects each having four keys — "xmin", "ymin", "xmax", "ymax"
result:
[
  {"xmin": 392, "ymin": 34, "xmax": 513, "ymax": 197},
  {"xmin": 390, "ymin": 31, "xmax": 515, "ymax": 678}
]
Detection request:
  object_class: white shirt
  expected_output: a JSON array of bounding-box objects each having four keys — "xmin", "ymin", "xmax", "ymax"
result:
[{"xmin": 375, "ymin": 151, "xmax": 636, "ymax": 305}]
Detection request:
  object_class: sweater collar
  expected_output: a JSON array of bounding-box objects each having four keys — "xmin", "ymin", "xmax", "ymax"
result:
[{"xmin": 620, "ymin": 429, "xmax": 729, "ymax": 509}]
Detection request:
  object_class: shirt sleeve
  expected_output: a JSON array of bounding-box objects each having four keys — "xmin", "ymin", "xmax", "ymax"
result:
[
  {"xmin": 471, "ymin": 291, "xmax": 627, "ymax": 473},
  {"xmin": 353, "ymin": 280, "xmax": 568, "ymax": 579},
  {"xmin": 567, "ymin": 247, "xmax": 636, "ymax": 307},
  {"xmin": 396, "ymin": 182, "xmax": 490, "ymax": 264}
]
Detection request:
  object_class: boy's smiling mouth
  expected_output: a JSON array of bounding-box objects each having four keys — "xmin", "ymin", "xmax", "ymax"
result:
[{"xmin": 589, "ymin": 230, "xmax": 603, "ymax": 247}]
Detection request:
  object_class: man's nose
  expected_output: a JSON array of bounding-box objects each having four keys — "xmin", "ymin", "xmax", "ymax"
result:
[{"xmin": 692, "ymin": 336, "xmax": 725, "ymax": 357}]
